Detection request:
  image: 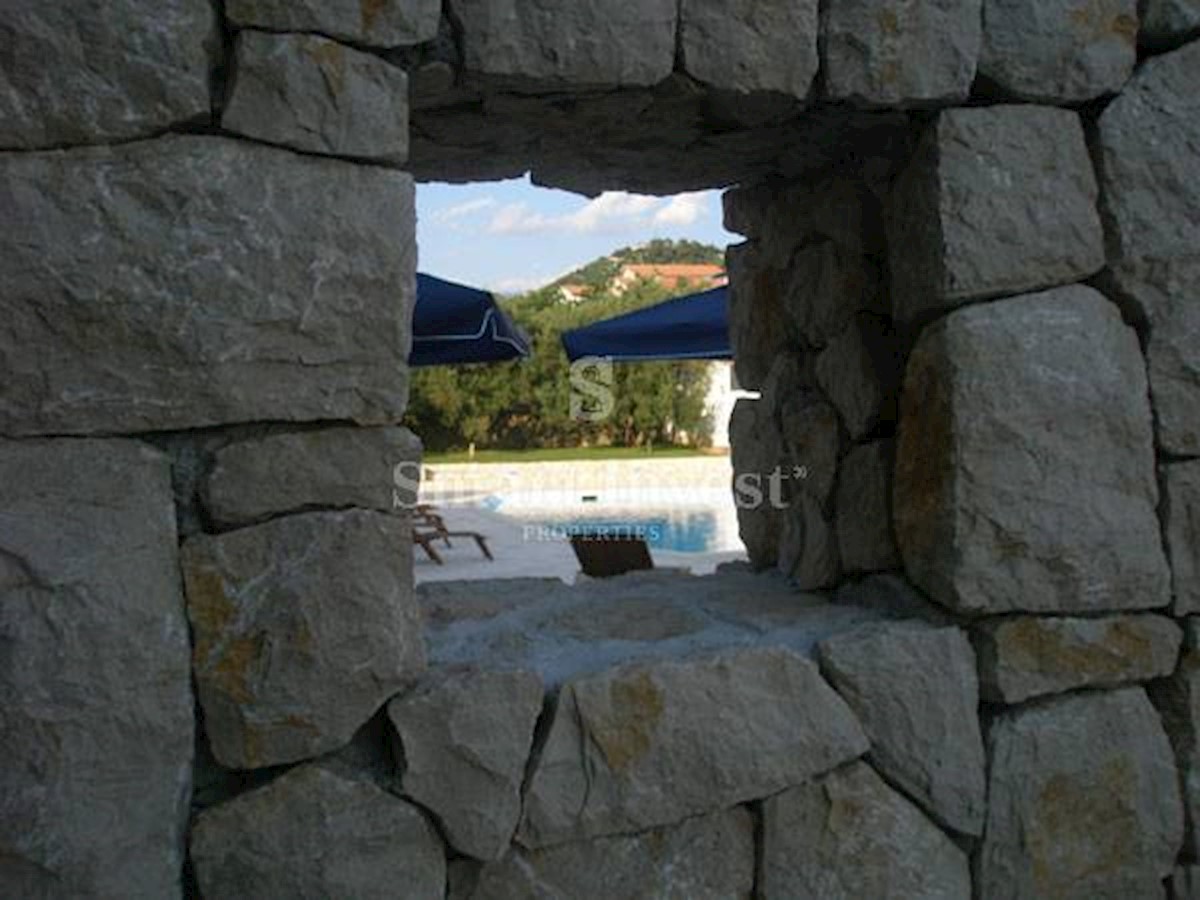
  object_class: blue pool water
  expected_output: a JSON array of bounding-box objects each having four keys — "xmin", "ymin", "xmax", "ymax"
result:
[{"xmin": 527, "ymin": 511, "xmax": 719, "ymax": 553}]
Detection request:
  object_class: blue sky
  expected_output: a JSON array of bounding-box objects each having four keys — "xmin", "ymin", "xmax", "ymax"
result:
[{"xmin": 415, "ymin": 176, "xmax": 738, "ymax": 295}]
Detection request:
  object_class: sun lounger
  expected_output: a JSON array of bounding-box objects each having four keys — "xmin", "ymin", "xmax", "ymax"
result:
[
  {"xmin": 414, "ymin": 507, "xmax": 453, "ymax": 547},
  {"xmin": 570, "ymin": 535, "xmax": 654, "ymax": 578},
  {"xmin": 414, "ymin": 529, "xmax": 493, "ymax": 565}
]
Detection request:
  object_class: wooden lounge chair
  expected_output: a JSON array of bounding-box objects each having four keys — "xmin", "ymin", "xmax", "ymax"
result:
[
  {"xmin": 414, "ymin": 528, "xmax": 493, "ymax": 565},
  {"xmin": 414, "ymin": 505, "xmax": 453, "ymax": 547},
  {"xmin": 570, "ymin": 535, "xmax": 654, "ymax": 578}
]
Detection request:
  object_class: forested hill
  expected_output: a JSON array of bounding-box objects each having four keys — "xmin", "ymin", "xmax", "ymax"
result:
[
  {"xmin": 405, "ymin": 240, "xmax": 726, "ymax": 453},
  {"xmin": 547, "ymin": 238, "xmax": 724, "ymax": 294}
]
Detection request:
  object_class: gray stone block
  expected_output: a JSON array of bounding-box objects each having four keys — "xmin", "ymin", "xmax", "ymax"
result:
[
  {"xmin": 835, "ymin": 440, "xmax": 900, "ymax": 575},
  {"xmin": 183, "ymin": 510, "xmax": 424, "ymax": 769},
  {"xmin": 761, "ymin": 762, "xmax": 971, "ymax": 899},
  {"xmin": 463, "ymin": 808, "xmax": 754, "ymax": 899},
  {"xmin": 1167, "ymin": 462, "xmax": 1200, "ymax": 615},
  {"xmin": 727, "ymin": 241, "xmax": 791, "ymax": 390},
  {"xmin": 388, "ymin": 669, "xmax": 544, "ymax": 861},
  {"xmin": 979, "ymin": 688, "xmax": 1183, "ymax": 899},
  {"xmin": 729, "ymin": 398, "xmax": 784, "ymax": 570},
  {"xmin": 887, "ymin": 105, "xmax": 1104, "ymax": 322},
  {"xmin": 0, "ymin": 136, "xmax": 414, "ymax": 436},
  {"xmin": 819, "ymin": 622, "xmax": 986, "ymax": 835},
  {"xmin": 226, "ymin": 0, "xmax": 441, "ymax": 47},
  {"xmin": 979, "ymin": 0, "xmax": 1137, "ymax": 102},
  {"xmin": 822, "ymin": 0, "xmax": 982, "ymax": 108},
  {"xmin": 191, "ymin": 764, "xmax": 445, "ymax": 899},
  {"xmin": 894, "ymin": 286, "xmax": 1170, "ymax": 615},
  {"xmin": 0, "ymin": 0, "xmax": 216, "ymax": 149},
  {"xmin": 0, "ymin": 438, "xmax": 193, "ymax": 896},
  {"xmin": 680, "ymin": 0, "xmax": 819, "ymax": 99},
  {"xmin": 204, "ymin": 426, "xmax": 422, "ymax": 528},
  {"xmin": 518, "ymin": 646, "xmax": 868, "ymax": 848},
  {"xmin": 1097, "ymin": 41, "xmax": 1200, "ymax": 455},
  {"xmin": 223, "ymin": 31, "xmax": 410, "ymax": 164},
  {"xmin": 977, "ymin": 614, "xmax": 1183, "ymax": 704},
  {"xmin": 1151, "ymin": 620, "xmax": 1200, "ymax": 862},
  {"xmin": 1141, "ymin": 0, "xmax": 1200, "ymax": 48},
  {"xmin": 447, "ymin": 0, "xmax": 677, "ymax": 87},
  {"xmin": 815, "ymin": 315, "xmax": 899, "ymax": 441}
]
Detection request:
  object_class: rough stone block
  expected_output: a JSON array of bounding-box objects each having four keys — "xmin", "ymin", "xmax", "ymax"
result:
[
  {"xmin": 835, "ymin": 440, "xmax": 900, "ymax": 575},
  {"xmin": 777, "ymin": 389, "xmax": 841, "ymax": 506},
  {"xmin": 1168, "ymin": 462, "xmax": 1200, "ymax": 615},
  {"xmin": 815, "ymin": 315, "xmax": 898, "ymax": 441},
  {"xmin": 0, "ymin": 136, "xmax": 414, "ymax": 436},
  {"xmin": 0, "ymin": 0, "xmax": 216, "ymax": 149},
  {"xmin": 782, "ymin": 241, "xmax": 881, "ymax": 348},
  {"xmin": 977, "ymin": 614, "xmax": 1183, "ymax": 704},
  {"xmin": 679, "ymin": 0, "xmax": 819, "ymax": 99},
  {"xmin": 1174, "ymin": 866, "xmax": 1200, "ymax": 900},
  {"xmin": 729, "ymin": 173, "xmax": 880, "ymax": 269},
  {"xmin": 778, "ymin": 491, "xmax": 841, "ymax": 590},
  {"xmin": 979, "ymin": 0, "xmax": 1137, "ymax": 102},
  {"xmin": 821, "ymin": 0, "xmax": 982, "ymax": 108},
  {"xmin": 0, "ymin": 439, "xmax": 193, "ymax": 896},
  {"xmin": 894, "ymin": 286, "xmax": 1170, "ymax": 616},
  {"xmin": 819, "ymin": 622, "xmax": 986, "ymax": 835},
  {"xmin": 887, "ymin": 105, "xmax": 1104, "ymax": 322},
  {"xmin": 183, "ymin": 510, "xmax": 424, "ymax": 769},
  {"xmin": 460, "ymin": 808, "xmax": 754, "ymax": 899},
  {"xmin": 730, "ymin": 398, "xmax": 784, "ymax": 569},
  {"xmin": 226, "ymin": 0, "xmax": 441, "ymax": 47},
  {"xmin": 1141, "ymin": 0, "xmax": 1200, "ymax": 48},
  {"xmin": 447, "ymin": 0, "xmax": 677, "ymax": 88},
  {"xmin": 191, "ymin": 764, "xmax": 445, "ymax": 899},
  {"xmin": 223, "ymin": 31, "xmax": 410, "ymax": 164},
  {"xmin": 760, "ymin": 762, "xmax": 971, "ymax": 899},
  {"xmin": 204, "ymin": 426, "xmax": 422, "ymax": 528},
  {"xmin": 726, "ymin": 241, "xmax": 791, "ymax": 390},
  {"xmin": 1151, "ymin": 619, "xmax": 1200, "ymax": 861},
  {"xmin": 979, "ymin": 688, "xmax": 1183, "ymax": 899},
  {"xmin": 1096, "ymin": 41, "xmax": 1200, "ymax": 455},
  {"xmin": 518, "ymin": 646, "xmax": 869, "ymax": 848},
  {"xmin": 387, "ymin": 669, "xmax": 544, "ymax": 861}
]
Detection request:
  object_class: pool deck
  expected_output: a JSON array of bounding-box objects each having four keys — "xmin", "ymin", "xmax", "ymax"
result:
[{"xmin": 413, "ymin": 505, "xmax": 747, "ymax": 584}]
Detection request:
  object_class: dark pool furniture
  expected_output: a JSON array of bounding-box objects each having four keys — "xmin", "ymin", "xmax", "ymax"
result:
[{"xmin": 570, "ymin": 535, "xmax": 654, "ymax": 578}]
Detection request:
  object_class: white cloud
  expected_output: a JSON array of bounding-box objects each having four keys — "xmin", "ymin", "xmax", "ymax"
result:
[
  {"xmin": 484, "ymin": 191, "xmax": 708, "ymax": 237},
  {"xmin": 431, "ymin": 196, "xmax": 496, "ymax": 224},
  {"xmin": 568, "ymin": 192, "xmax": 660, "ymax": 233},
  {"xmin": 486, "ymin": 202, "xmax": 552, "ymax": 235},
  {"xmin": 651, "ymin": 192, "xmax": 709, "ymax": 227},
  {"xmin": 488, "ymin": 274, "xmax": 554, "ymax": 295}
]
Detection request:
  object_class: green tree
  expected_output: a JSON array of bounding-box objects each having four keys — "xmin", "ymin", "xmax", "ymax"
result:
[{"xmin": 406, "ymin": 241, "xmax": 721, "ymax": 452}]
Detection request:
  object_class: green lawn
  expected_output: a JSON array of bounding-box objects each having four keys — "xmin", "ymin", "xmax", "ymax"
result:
[{"xmin": 424, "ymin": 446, "xmax": 718, "ymax": 464}]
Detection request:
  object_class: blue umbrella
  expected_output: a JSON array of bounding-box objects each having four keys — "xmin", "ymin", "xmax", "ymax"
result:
[
  {"xmin": 410, "ymin": 273, "xmax": 531, "ymax": 367},
  {"xmin": 560, "ymin": 285, "xmax": 731, "ymax": 362}
]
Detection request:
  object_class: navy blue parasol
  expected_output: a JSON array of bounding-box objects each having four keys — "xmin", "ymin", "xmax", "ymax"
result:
[
  {"xmin": 560, "ymin": 285, "xmax": 731, "ymax": 362},
  {"xmin": 410, "ymin": 273, "xmax": 531, "ymax": 367}
]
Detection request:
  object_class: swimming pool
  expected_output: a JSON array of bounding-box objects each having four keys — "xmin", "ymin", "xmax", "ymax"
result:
[{"xmin": 521, "ymin": 510, "xmax": 721, "ymax": 553}]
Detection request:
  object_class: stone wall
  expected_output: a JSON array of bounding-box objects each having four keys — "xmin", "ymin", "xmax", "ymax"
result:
[
  {"xmin": 3, "ymin": 0, "xmax": 1200, "ymax": 897},
  {"xmin": 725, "ymin": 12, "xmax": 1200, "ymax": 899}
]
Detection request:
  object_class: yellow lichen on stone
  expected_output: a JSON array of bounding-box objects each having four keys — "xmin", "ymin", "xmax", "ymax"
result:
[
  {"xmin": 361, "ymin": 0, "xmax": 389, "ymax": 36},
  {"xmin": 210, "ymin": 635, "xmax": 261, "ymax": 706},
  {"xmin": 589, "ymin": 672, "xmax": 665, "ymax": 773},
  {"xmin": 1028, "ymin": 757, "xmax": 1135, "ymax": 894},
  {"xmin": 1003, "ymin": 618, "xmax": 1152, "ymax": 679},
  {"xmin": 186, "ymin": 565, "xmax": 237, "ymax": 663},
  {"xmin": 306, "ymin": 40, "xmax": 347, "ymax": 97}
]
